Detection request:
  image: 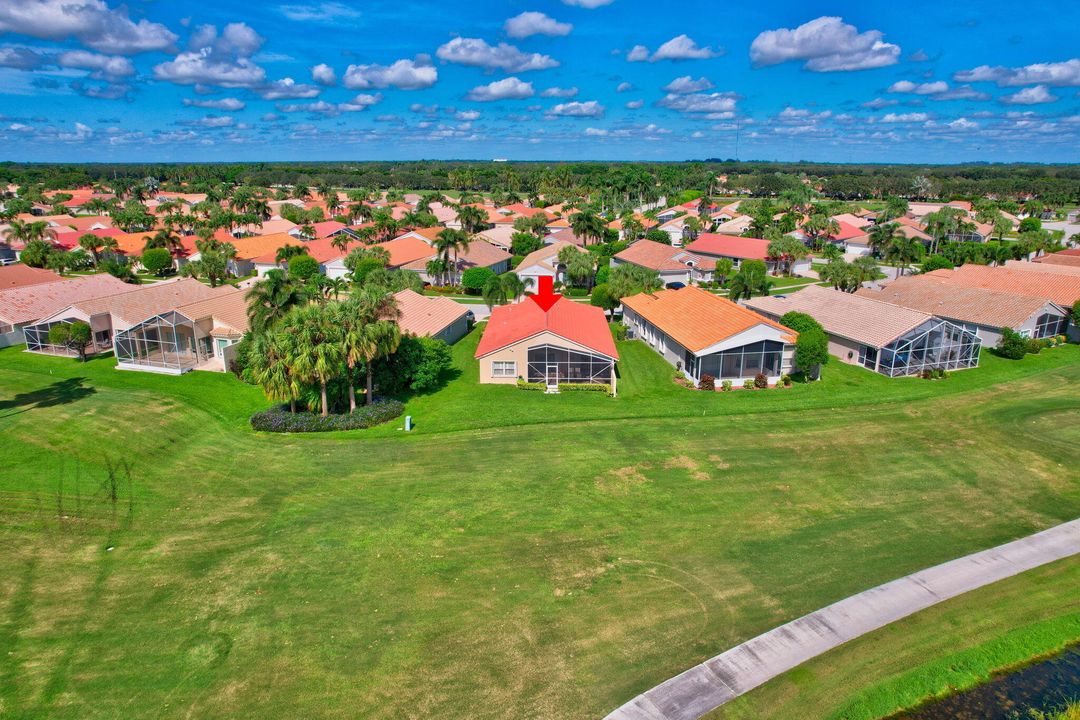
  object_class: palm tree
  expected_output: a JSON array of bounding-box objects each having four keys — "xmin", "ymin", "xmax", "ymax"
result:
[
  {"xmin": 347, "ymin": 289, "xmax": 401, "ymax": 407},
  {"xmin": 802, "ymin": 214, "xmax": 840, "ymax": 251},
  {"xmin": 569, "ymin": 210, "xmax": 605, "ymax": 246},
  {"xmin": 330, "ymin": 233, "xmax": 353, "ymax": 254},
  {"xmin": 455, "ymin": 204, "xmax": 488, "ymax": 234},
  {"xmin": 78, "ymin": 233, "xmax": 105, "ymax": 268},
  {"xmin": 245, "ymin": 268, "xmax": 304, "ymax": 333},
  {"xmin": 564, "ymin": 249, "xmax": 597, "ymax": 290},
  {"xmin": 248, "ymin": 330, "xmax": 301, "ymax": 413},
  {"xmin": 820, "ymin": 243, "xmax": 843, "ymax": 263},
  {"xmin": 885, "ymin": 236, "xmax": 924, "ymax": 276},
  {"xmin": 868, "ymin": 222, "xmax": 902, "ymax": 258},
  {"xmin": 282, "ymin": 304, "xmax": 343, "ymax": 417},
  {"xmin": 324, "ymin": 276, "xmax": 349, "ymax": 301},
  {"xmin": 434, "ymin": 228, "xmax": 470, "ymax": 285},
  {"xmin": 727, "ymin": 260, "xmax": 772, "ymax": 300},
  {"xmin": 276, "ymin": 244, "xmax": 306, "ymax": 266},
  {"xmin": 482, "ymin": 272, "xmax": 526, "ymax": 308},
  {"xmin": 3, "ymin": 219, "xmax": 51, "ymax": 245}
]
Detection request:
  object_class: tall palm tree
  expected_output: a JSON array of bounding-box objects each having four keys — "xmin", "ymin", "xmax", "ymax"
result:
[
  {"xmin": 727, "ymin": 260, "xmax": 772, "ymax": 300},
  {"xmin": 283, "ymin": 304, "xmax": 343, "ymax": 417},
  {"xmin": 78, "ymin": 233, "xmax": 105, "ymax": 268},
  {"xmin": 455, "ymin": 204, "xmax": 488, "ymax": 235},
  {"xmin": 569, "ymin": 210, "xmax": 605, "ymax": 246},
  {"xmin": 248, "ymin": 330, "xmax": 301, "ymax": 413},
  {"xmin": 434, "ymin": 228, "xmax": 470, "ymax": 285},
  {"xmin": 3, "ymin": 219, "xmax": 51, "ymax": 245},
  {"xmin": 868, "ymin": 222, "xmax": 901, "ymax": 259},
  {"xmin": 885, "ymin": 236, "xmax": 924, "ymax": 276},
  {"xmin": 330, "ymin": 233, "xmax": 353, "ymax": 254},
  {"xmin": 245, "ymin": 268, "xmax": 304, "ymax": 333},
  {"xmin": 339, "ymin": 290, "xmax": 401, "ymax": 410}
]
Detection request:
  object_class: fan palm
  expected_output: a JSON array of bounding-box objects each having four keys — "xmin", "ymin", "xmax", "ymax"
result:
[{"xmin": 245, "ymin": 268, "xmax": 304, "ymax": 333}]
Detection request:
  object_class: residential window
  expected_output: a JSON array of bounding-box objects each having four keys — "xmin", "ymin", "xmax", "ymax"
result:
[
  {"xmin": 526, "ymin": 344, "xmax": 612, "ymax": 384},
  {"xmin": 858, "ymin": 345, "xmax": 878, "ymax": 369},
  {"xmin": 698, "ymin": 340, "xmax": 785, "ymax": 380},
  {"xmin": 491, "ymin": 360, "xmax": 516, "ymax": 377}
]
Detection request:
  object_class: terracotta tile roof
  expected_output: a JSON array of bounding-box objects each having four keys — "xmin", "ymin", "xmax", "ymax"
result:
[
  {"xmin": 174, "ymin": 287, "xmax": 249, "ymax": 335},
  {"xmin": 0, "ymin": 273, "xmax": 134, "ymax": 326},
  {"xmin": 547, "ymin": 228, "xmax": 587, "ymax": 247},
  {"xmin": 392, "ymin": 289, "xmax": 469, "ymax": 338},
  {"xmin": 614, "ymin": 239, "xmax": 703, "ymax": 272},
  {"xmin": 51, "ymin": 227, "xmax": 125, "ymax": 250},
  {"xmin": 1033, "ymin": 252, "xmax": 1080, "ymax": 268},
  {"xmin": 516, "ymin": 240, "xmax": 585, "ymax": 272},
  {"xmin": 714, "ymin": 215, "xmax": 752, "ymax": 234},
  {"xmin": 827, "ymin": 220, "xmax": 869, "ymax": 242},
  {"xmin": 477, "ymin": 225, "xmax": 516, "ymax": 249},
  {"xmin": 622, "ymin": 286, "xmax": 795, "ymax": 352},
  {"xmin": 377, "ymin": 236, "xmax": 437, "ymax": 268},
  {"xmin": 63, "ymin": 278, "xmax": 223, "ymax": 326},
  {"xmin": 498, "ymin": 204, "xmax": 552, "ymax": 219},
  {"xmin": 220, "ymin": 233, "xmax": 301, "ymax": 262},
  {"xmin": 745, "ymin": 284, "xmax": 933, "ymax": 348},
  {"xmin": 858, "ymin": 276, "xmax": 1057, "ymax": 329},
  {"xmin": 830, "ymin": 213, "xmax": 873, "ymax": 229},
  {"xmin": 924, "ymin": 265, "xmax": 1080, "ymax": 307},
  {"xmin": 606, "ymin": 213, "xmax": 659, "ymax": 231},
  {"xmin": 19, "ymin": 214, "xmax": 113, "ymax": 233},
  {"xmin": 0, "ymin": 264, "xmax": 62, "ymax": 290},
  {"xmin": 684, "ymin": 234, "xmax": 769, "ymax": 261},
  {"xmin": 475, "ymin": 295, "xmax": 617, "ymax": 360},
  {"xmin": 401, "ymin": 238, "xmax": 510, "ymax": 272}
]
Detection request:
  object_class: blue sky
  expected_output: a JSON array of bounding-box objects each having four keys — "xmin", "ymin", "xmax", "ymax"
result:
[{"xmin": 1, "ymin": 0, "xmax": 1079, "ymax": 163}]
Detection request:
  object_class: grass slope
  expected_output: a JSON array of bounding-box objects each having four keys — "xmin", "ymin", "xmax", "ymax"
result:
[{"xmin": 0, "ymin": 336, "xmax": 1077, "ymax": 719}]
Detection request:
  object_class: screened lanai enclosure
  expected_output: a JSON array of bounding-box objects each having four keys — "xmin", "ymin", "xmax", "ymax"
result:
[
  {"xmin": 113, "ymin": 311, "xmax": 214, "ymax": 373},
  {"xmin": 526, "ymin": 344, "xmax": 615, "ymax": 386},
  {"xmin": 24, "ymin": 318, "xmax": 113, "ymax": 357},
  {"xmin": 860, "ymin": 318, "xmax": 981, "ymax": 377}
]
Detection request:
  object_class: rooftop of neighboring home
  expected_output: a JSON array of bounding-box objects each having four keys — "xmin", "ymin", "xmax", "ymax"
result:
[
  {"xmin": 400, "ymin": 237, "xmax": 510, "ymax": 272},
  {"xmin": 614, "ymin": 239, "xmax": 703, "ymax": 272},
  {"xmin": 16, "ymin": 213, "xmax": 113, "ymax": 234},
  {"xmin": 893, "ymin": 223, "xmax": 932, "ymax": 241},
  {"xmin": 220, "ymin": 233, "xmax": 302, "ymax": 262},
  {"xmin": 1033, "ymin": 251, "xmax": 1080, "ymax": 268},
  {"xmin": 546, "ymin": 227, "xmax": 587, "ymax": 247},
  {"xmin": 745, "ymin": 284, "xmax": 935, "ymax": 348},
  {"xmin": 377, "ymin": 235, "xmax": 440, "ymax": 268},
  {"xmin": 516, "ymin": 240, "xmax": 586, "ymax": 273},
  {"xmin": 924, "ymin": 264, "xmax": 1080, "ymax": 306},
  {"xmin": 301, "ymin": 220, "xmax": 348, "ymax": 239},
  {"xmin": 830, "ymin": 213, "xmax": 873, "ymax": 229},
  {"xmin": 250, "ymin": 235, "xmax": 364, "ymax": 266},
  {"xmin": 622, "ymin": 286, "xmax": 795, "ymax": 352},
  {"xmin": 476, "ymin": 225, "xmax": 516, "ymax": 249},
  {"xmin": 607, "ymin": 213, "xmax": 659, "ymax": 231},
  {"xmin": 234, "ymin": 218, "xmax": 298, "ymax": 236},
  {"xmin": 475, "ymin": 294, "xmax": 618, "ymax": 359},
  {"xmin": 51, "ymin": 227, "xmax": 126, "ymax": 250},
  {"xmin": 393, "ymin": 289, "xmax": 469, "ymax": 338},
  {"xmin": 714, "ymin": 214, "xmax": 752, "ymax": 234},
  {"xmin": 48, "ymin": 277, "xmax": 224, "ymax": 327},
  {"xmin": 826, "ymin": 220, "xmax": 869, "ymax": 242},
  {"xmin": 172, "ymin": 287, "xmax": 250, "ymax": 337},
  {"xmin": 0, "ymin": 273, "xmax": 134, "ymax": 326},
  {"xmin": 908, "ymin": 201, "xmax": 973, "ymax": 217},
  {"xmin": 858, "ymin": 275, "xmax": 1060, "ymax": 328},
  {"xmin": 0, "ymin": 264, "xmax": 62, "ymax": 290},
  {"xmin": 458, "ymin": 203, "xmax": 511, "ymax": 225},
  {"xmin": 1004, "ymin": 259, "xmax": 1080, "ymax": 276},
  {"xmin": 498, "ymin": 203, "xmax": 552, "ymax": 219},
  {"xmin": 684, "ymin": 233, "xmax": 769, "ymax": 260},
  {"xmin": 1058, "ymin": 248, "xmax": 1080, "ymax": 257}
]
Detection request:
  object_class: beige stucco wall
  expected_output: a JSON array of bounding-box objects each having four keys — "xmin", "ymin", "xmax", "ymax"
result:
[{"xmin": 477, "ymin": 329, "xmax": 615, "ymax": 385}]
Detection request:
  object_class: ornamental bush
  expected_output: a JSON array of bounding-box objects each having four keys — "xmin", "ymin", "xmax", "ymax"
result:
[
  {"xmin": 140, "ymin": 247, "xmax": 173, "ymax": 276},
  {"xmin": 557, "ymin": 383, "xmax": 610, "ymax": 393},
  {"xmin": 461, "ymin": 267, "xmax": 496, "ymax": 294},
  {"xmin": 698, "ymin": 373, "xmax": 715, "ymax": 391},
  {"xmin": 995, "ymin": 328, "xmax": 1029, "ymax": 359},
  {"xmin": 743, "ymin": 379, "xmax": 755, "ymax": 390},
  {"xmin": 250, "ymin": 400, "xmax": 403, "ymax": 433},
  {"xmin": 516, "ymin": 379, "xmax": 546, "ymax": 391},
  {"xmin": 721, "ymin": 379, "xmax": 733, "ymax": 392},
  {"xmin": 754, "ymin": 372, "xmax": 768, "ymax": 389}
]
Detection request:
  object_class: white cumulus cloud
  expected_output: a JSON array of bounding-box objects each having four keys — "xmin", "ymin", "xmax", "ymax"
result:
[
  {"xmin": 663, "ymin": 76, "xmax": 714, "ymax": 93},
  {"xmin": 311, "ymin": 63, "xmax": 336, "ymax": 86},
  {"xmin": 547, "ymin": 100, "xmax": 604, "ymax": 117},
  {"xmin": 887, "ymin": 80, "xmax": 948, "ymax": 94},
  {"xmin": 182, "ymin": 96, "xmax": 246, "ymax": 111},
  {"xmin": 999, "ymin": 85, "xmax": 1058, "ymax": 105},
  {"xmin": 0, "ymin": 0, "xmax": 177, "ymax": 54},
  {"xmin": 750, "ymin": 16, "xmax": 900, "ymax": 71},
  {"xmin": 954, "ymin": 59, "xmax": 1080, "ymax": 87},
  {"xmin": 343, "ymin": 56, "xmax": 437, "ymax": 90},
  {"xmin": 627, "ymin": 35, "xmax": 720, "ymax": 62},
  {"xmin": 541, "ymin": 86, "xmax": 578, "ymax": 98},
  {"xmin": 436, "ymin": 37, "xmax": 558, "ymax": 73},
  {"xmin": 465, "ymin": 76, "xmax": 535, "ymax": 101},
  {"xmin": 504, "ymin": 12, "xmax": 572, "ymax": 39}
]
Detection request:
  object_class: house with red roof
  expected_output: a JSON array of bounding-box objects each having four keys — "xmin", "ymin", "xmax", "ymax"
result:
[
  {"xmin": 474, "ymin": 277, "xmax": 618, "ymax": 393},
  {"xmin": 684, "ymin": 233, "xmax": 810, "ymax": 274}
]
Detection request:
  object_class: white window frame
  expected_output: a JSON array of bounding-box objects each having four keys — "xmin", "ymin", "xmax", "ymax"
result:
[{"xmin": 491, "ymin": 360, "xmax": 517, "ymax": 378}]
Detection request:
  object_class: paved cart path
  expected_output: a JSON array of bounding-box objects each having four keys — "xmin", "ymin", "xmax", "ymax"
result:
[{"xmin": 604, "ymin": 518, "xmax": 1080, "ymax": 720}]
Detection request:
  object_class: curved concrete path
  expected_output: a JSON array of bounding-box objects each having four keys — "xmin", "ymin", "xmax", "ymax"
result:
[{"xmin": 604, "ymin": 518, "xmax": 1080, "ymax": 720}]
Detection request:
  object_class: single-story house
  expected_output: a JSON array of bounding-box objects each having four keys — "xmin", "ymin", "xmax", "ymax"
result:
[
  {"xmin": 611, "ymin": 239, "xmax": 709, "ymax": 286},
  {"xmin": 391, "ymin": 229, "xmax": 511, "ymax": 284},
  {"xmin": 514, "ymin": 240, "xmax": 588, "ymax": 289},
  {"xmin": 323, "ymin": 234, "xmax": 433, "ymax": 280},
  {"xmin": 714, "ymin": 214, "xmax": 753, "ymax": 235},
  {"xmin": 1033, "ymin": 251, "xmax": 1080, "ymax": 269},
  {"xmin": 924, "ymin": 265, "xmax": 1080, "ymax": 308},
  {"xmin": 187, "ymin": 232, "xmax": 299, "ymax": 278},
  {"xmin": 476, "ymin": 225, "xmax": 517, "ymax": 252},
  {"xmin": 684, "ymin": 233, "xmax": 812, "ymax": 274},
  {"xmin": 858, "ymin": 275, "xmax": 1069, "ymax": 345},
  {"xmin": 546, "ymin": 227, "xmax": 588, "ymax": 247},
  {"xmin": 113, "ymin": 287, "xmax": 249, "ymax": 374},
  {"xmin": 23, "ymin": 278, "xmax": 223, "ymax": 359},
  {"xmin": 622, "ymin": 285, "xmax": 796, "ymax": 386},
  {"xmin": 474, "ymin": 278, "xmax": 618, "ymax": 392},
  {"xmin": 0, "ymin": 273, "xmax": 132, "ymax": 346},
  {"xmin": 393, "ymin": 289, "xmax": 470, "ymax": 344},
  {"xmin": 745, "ymin": 284, "xmax": 981, "ymax": 377}
]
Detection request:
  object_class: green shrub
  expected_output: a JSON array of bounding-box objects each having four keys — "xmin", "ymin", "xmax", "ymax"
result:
[
  {"xmin": 250, "ymin": 400, "xmax": 403, "ymax": 433},
  {"xmin": 721, "ymin": 379, "xmax": 733, "ymax": 392},
  {"xmin": 288, "ymin": 254, "xmax": 319, "ymax": 281},
  {"xmin": 461, "ymin": 266, "xmax": 496, "ymax": 294},
  {"xmin": 47, "ymin": 320, "xmax": 93, "ymax": 361},
  {"xmin": 373, "ymin": 335, "xmax": 453, "ymax": 394},
  {"xmin": 557, "ymin": 383, "xmax": 610, "ymax": 393},
  {"xmin": 516, "ymin": 379, "xmax": 546, "ymax": 391},
  {"xmin": 1025, "ymin": 337, "xmax": 1043, "ymax": 355},
  {"xmin": 920, "ymin": 254, "xmax": 955, "ymax": 273},
  {"xmin": 698, "ymin": 373, "xmax": 715, "ymax": 391},
  {"xmin": 140, "ymin": 247, "xmax": 173, "ymax": 276},
  {"xmin": 995, "ymin": 327, "xmax": 1029, "ymax": 359},
  {"xmin": 742, "ymin": 379, "xmax": 755, "ymax": 390},
  {"xmin": 754, "ymin": 372, "xmax": 768, "ymax": 389},
  {"xmin": 781, "ymin": 373, "xmax": 793, "ymax": 387},
  {"xmin": 609, "ymin": 321, "xmax": 628, "ymax": 341}
]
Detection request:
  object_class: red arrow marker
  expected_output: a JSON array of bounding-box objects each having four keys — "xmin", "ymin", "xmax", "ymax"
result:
[{"xmin": 529, "ymin": 274, "xmax": 562, "ymax": 311}]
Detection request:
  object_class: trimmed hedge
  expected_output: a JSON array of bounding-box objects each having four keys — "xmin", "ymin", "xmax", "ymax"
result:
[
  {"xmin": 558, "ymin": 383, "xmax": 611, "ymax": 393},
  {"xmin": 251, "ymin": 400, "xmax": 404, "ymax": 433},
  {"xmin": 516, "ymin": 379, "xmax": 546, "ymax": 391}
]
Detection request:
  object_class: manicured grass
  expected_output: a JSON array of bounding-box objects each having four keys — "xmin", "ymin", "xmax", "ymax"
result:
[
  {"xmin": 0, "ymin": 336, "xmax": 1077, "ymax": 719},
  {"xmin": 713, "ymin": 557, "xmax": 1080, "ymax": 720}
]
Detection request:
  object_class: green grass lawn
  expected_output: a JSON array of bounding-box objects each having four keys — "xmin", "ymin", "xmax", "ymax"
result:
[{"xmin": 0, "ymin": 334, "xmax": 1078, "ymax": 719}]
